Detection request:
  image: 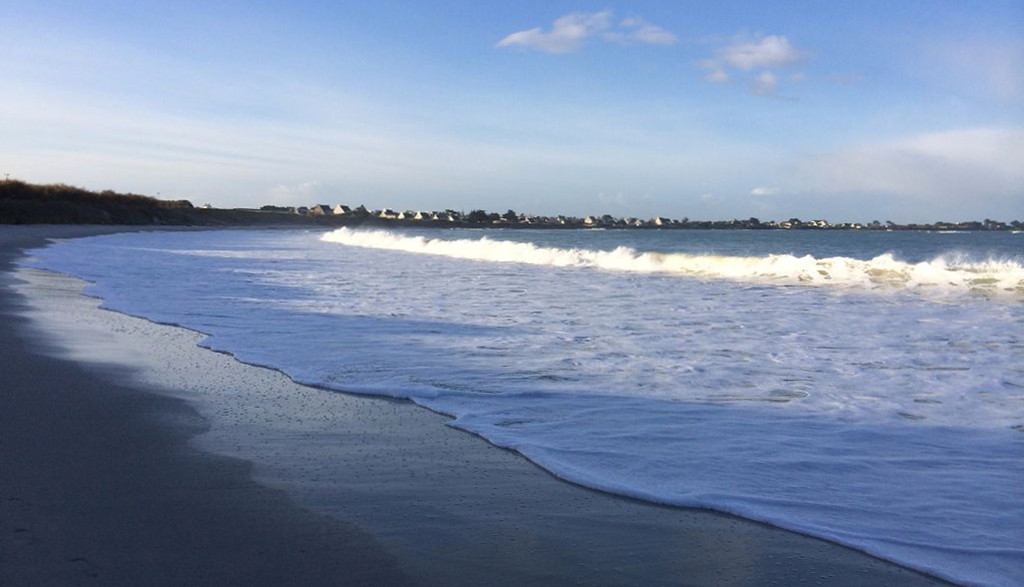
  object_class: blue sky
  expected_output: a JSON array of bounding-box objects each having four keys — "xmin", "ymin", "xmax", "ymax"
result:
[{"xmin": 2, "ymin": 1, "xmax": 1022, "ymax": 221}]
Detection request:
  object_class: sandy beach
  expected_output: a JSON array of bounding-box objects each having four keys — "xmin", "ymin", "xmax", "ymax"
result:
[{"xmin": 0, "ymin": 225, "xmax": 952, "ymax": 586}]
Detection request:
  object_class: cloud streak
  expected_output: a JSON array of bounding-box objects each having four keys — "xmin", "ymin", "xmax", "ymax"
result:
[{"xmin": 497, "ymin": 11, "xmax": 676, "ymax": 53}]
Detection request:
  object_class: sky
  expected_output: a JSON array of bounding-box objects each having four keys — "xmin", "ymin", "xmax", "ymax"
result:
[{"xmin": 1, "ymin": 1, "xmax": 1022, "ymax": 222}]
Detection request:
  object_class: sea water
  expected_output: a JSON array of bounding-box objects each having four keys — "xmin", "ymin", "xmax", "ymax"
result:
[{"xmin": 24, "ymin": 228, "xmax": 1024, "ymax": 586}]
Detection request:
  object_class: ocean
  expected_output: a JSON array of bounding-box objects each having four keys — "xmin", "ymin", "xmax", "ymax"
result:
[{"xmin": 24, "ymin": 227, "xmax": 1024, "ymax": 586}]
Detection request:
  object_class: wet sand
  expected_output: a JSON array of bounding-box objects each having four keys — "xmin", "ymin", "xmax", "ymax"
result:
[
  {"xmin": 0, "ymin": 226, "xmax": 414, "ymax": 586},
  {"xmin": 0, "ymin": 225, "xmax": 951, "ymax": 586}
]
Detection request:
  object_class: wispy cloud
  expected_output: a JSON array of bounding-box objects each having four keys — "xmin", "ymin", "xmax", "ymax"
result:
[
  {"xmin": 705, "ymin": 69, "xmax": 729, "ymax": 83},
  {"xmin": 700, "ymin": 34, "xmax": 806, "ymax": 97},
  {"xmin": 268, "ymin": 180, "xmax": 324, "ymax": 201},
  {"xmin": 609, "ymin": 17, "xmax": 678, "ymax": 46},
  {"xmin": 750, "ymin": 72, "xmax": 779, "ymax": 96},
  {"xmin": 497, "ymin": 11, "xmax": 611, "ymax": 54},
  {"xmin": 750, "ymin": 186, "xmax": 779, "ymax": 196},
  {"xmin": 928, "ymin": 38, "xmax": 1024, "ymax": 102},
  {"xmin": 497, "ymin": 11, "xmax": 676, "ymax": 54},
  {"xmin": 718, "ymin": 35, "xmax": 804, "ymax": 70},
  {"xmin": 799, "ymin": 128, "xmax": 1024, "ymax": 214}
]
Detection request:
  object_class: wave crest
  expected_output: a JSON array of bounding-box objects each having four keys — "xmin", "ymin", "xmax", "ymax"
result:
[{"xmin": 322, "ymin": 228, "xmax": 1024, "ymax": 296}]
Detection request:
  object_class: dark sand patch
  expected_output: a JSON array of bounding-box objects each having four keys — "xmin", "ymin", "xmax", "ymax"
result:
[{"xmin": 1, "ymin": 227, "xmax": 412, "ymax": 586}]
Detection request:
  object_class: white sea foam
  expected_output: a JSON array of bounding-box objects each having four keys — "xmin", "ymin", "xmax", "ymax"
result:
[
  {"xmin": 323, "ymin": 227, "xmax": 1024, "ymax": 295},
  {"xmin": 22, "ymin": 229, "xmax": 1024, "ymax": 587}
]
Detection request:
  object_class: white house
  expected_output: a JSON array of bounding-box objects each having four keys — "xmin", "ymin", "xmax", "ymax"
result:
[{"xmin": 332, "ymin": 204, "xmax": 352, "ymax": 216}]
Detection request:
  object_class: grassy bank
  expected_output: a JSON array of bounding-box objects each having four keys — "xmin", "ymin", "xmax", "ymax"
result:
[{"xmin": 0, "ymin": 181, "xmax": 354, "ymax": 227}]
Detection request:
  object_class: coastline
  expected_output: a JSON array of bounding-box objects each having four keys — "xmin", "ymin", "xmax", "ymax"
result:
[
  {"xmin": 1, "ymin": 226, "xmax": 952, "ymax": 586},
  {"xmin": 3, "ymin": 178, "xmax": 1019, "ymax": 232}
]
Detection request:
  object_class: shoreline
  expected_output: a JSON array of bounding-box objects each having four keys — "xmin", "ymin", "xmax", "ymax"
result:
[
  {"xmin": 1, "ymin": 225, "xmax": 952, "ymax": 586},
  {"xmin": 0, "ymin": 226, "xmax": 413, "ymax": 586}
]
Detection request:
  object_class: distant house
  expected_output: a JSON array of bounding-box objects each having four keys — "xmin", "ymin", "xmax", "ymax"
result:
[
  {"xmin": 378, "ymin": 208, "xmax": 398, "ymax": 220},
  {"xmin": 397, "ymin": 210, "xmax": 416, "ymax": 220},
  {"xmin": 653, "ymin": 217, "xmax": 672, "ymax": 226},
  {"xmin": 296, "ymin": 206, "xmax": 310, "ymax": 215},
  {"xmin": 308, "ymin": 204, "xmax": 332, "ymax": 216},
  {"xmin": 581, "ymin": 215, "xmax": 617, "ymax": 226},
  {"xmin": 413, "ymin": 211, "xmax": 433, "ymax": 220},
  {"xmin": 432, "ymin": 211, "xmax": 458, "ymax": 222},
  {"xmin": 332, "ymin": 204, "xmax": 352, "ymax": 216}
]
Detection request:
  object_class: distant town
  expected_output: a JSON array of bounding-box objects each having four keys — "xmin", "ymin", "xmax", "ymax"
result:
[
  {"xmin": 1, "ymin": 179, "xmax": 1020, "ymax": 231},
  {"xmin": 259, "ymin": 202, "xmax": 1023, "ymax": 232}
]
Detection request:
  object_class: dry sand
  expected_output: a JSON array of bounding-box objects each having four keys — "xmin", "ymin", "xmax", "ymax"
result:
[{"xmin": 0, "ymin": 225, "xmax": 950, "ymax": 586}]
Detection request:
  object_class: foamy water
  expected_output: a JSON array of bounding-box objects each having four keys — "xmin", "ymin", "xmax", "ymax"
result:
[
  {"xmin": 324, "ymin": 227, "xmax": 1024, "ymax": 295},
  {"xmin": 23, "ymin": 228, "xmax": 1024, "ymax": 586}
]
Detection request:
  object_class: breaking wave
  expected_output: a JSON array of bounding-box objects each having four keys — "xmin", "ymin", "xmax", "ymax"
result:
[{"xmin": 323, "ymin": 228, "xmax": 1024, "ymax": 296}]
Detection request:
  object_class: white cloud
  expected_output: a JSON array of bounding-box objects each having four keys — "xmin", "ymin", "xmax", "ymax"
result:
[
  {"xmin": 615, "ymin": 17, "xmax": 678, "ymax": 46},
  {"xmin": 718, "ymin": 35, "xmax": 804, "ymax": 70},
  {"xmin": 800, "ymin": 128, "xmax": 1024, "ymax": 207},
  {"xmin": 497, "ymin": 11, "xmax": 612, "ymax": 53},
  {"xmin": 699, "ymin": 34, "xmax": 806, "ymax": 97},
  {"xmin": 750, "ymin": 72, "xmax": 778, "ymax": 96},
  {"xmin": 750, "ymin": 186, "xmax": 779, "ymax": 196},
  {"xmin": 497, "ymin": 12, "xmax": 675, "ymax": 53}
]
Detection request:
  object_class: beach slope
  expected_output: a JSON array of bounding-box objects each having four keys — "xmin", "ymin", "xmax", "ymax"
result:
[{"xmin": 0, "ymin": 226, "xmax": 413, "ymax": 586}]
